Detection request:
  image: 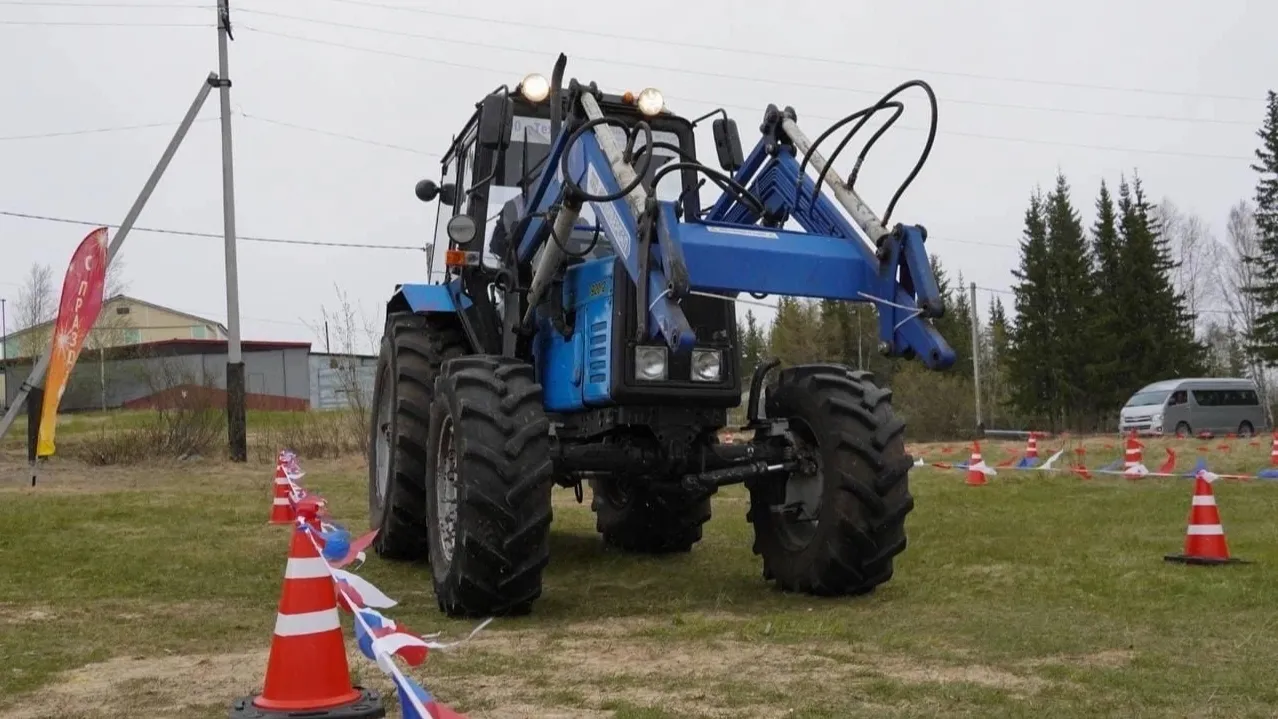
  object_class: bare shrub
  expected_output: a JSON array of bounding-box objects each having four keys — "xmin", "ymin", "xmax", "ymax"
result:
[
  {"xmin": 67, "ymin": 351, "xmax": 225, "ymax": 465},
  {"xmin": 307, "ymin": 285, "xmax": 379, "ymax": 458},
  {"xmin": 889, "ymin": 363, "xmax": 978, "ymax": 441},
  {"xmin": 252, "ymin": 410, "xmax": 363, "ymax": 462}
]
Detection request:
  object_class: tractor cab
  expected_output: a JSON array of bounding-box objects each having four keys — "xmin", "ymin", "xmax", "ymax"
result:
[{"xmin": 424, "ymin": 78, "xmax": 699, "ymax": 280}]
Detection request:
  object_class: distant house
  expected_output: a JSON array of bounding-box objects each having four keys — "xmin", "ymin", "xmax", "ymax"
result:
[
  {"xmin": 2, "ymin": 294, "xmax": 229, "ymax": 359},
  {"xmin": 0, "ymin": 295, "xmax": 230, "ymax": 408},
  {"xmin": 0, "ymin": 295, "xmax": 377, "ymax": 415}
]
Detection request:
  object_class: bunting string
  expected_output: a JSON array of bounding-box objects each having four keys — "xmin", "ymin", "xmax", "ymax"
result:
[{"xmin": 276, "ymin": 449, "xmax": 488, "ymax": 718}]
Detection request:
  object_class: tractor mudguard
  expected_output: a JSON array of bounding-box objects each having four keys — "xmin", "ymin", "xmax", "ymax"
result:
[{"xmin": 393, "ymin": 279, "xmax": 474, "ymax": 315}]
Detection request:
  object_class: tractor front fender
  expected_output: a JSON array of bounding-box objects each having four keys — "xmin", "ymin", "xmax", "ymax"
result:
[{"xmin": 388, "ymin": 279, "xmax": 474, "ymax": 317}]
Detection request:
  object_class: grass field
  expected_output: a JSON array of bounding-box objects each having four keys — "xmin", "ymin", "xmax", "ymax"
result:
[{"xmin": 3, "ymin": 435, "xmax": 1278, "ymax": 718}]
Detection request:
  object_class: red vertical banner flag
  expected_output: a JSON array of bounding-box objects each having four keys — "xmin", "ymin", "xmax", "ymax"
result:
[{"xmin": 36, "ymin": 227, "xmax": 109, "ymax": 457}]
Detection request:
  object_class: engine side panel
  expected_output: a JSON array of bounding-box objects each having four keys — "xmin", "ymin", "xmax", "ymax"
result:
[
  {"xmin": 578, "ymin": 260, "xmax": 617, "ymax": 407},
  {"xmin": 536, "ymin": 257, "xmax": 616, "ymax": 412}
]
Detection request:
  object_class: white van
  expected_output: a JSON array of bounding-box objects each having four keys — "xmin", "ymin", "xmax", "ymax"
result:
[{"xmin": 1119, "ymin": 377, "xmax": 1269, "ymax": 437}]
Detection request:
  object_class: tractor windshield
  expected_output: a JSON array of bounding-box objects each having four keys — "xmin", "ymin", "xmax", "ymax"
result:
[{"xmin": 480, "ymin": 115, "xmax": 684, "ymax": 267}]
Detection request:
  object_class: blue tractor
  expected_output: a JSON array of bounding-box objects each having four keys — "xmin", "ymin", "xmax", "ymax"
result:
[{"xmin": 367, "ymin": 55, "xmax": 955, "ymax": 618}]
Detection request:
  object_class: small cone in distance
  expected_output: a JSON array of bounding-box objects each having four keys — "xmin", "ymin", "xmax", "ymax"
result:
[
  {"xmin": 965, "ymin": 442, "xmax": 988, "ymax": 486},
  {"xmin": 1165, "ymin": 470, "xmax": 1245, "ymax": 566},
  {"xmin": 268, "ymin": 464, "xmax": 294, "ymax": 525}
]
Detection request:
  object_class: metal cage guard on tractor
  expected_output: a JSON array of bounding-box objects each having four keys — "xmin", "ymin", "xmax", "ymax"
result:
[{"xmin": 367, "ymin": 53, "xmax": 956, "ymax": 618}]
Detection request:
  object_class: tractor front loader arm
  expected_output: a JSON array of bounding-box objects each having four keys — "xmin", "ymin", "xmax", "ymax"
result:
[
  {"xmin": 510, "ymin": 70, "xmax": 952, "ymax": 370},
  {"xmin": 698, "ymin": 101, "xmax": 955, "ymax": 370},
  {"xmin": 513, "ymin": 89, "xmax": 697, "ymax": 353}
]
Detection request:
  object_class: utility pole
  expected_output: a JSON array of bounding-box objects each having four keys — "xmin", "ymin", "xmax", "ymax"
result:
[
  {"xmin": 216, "ymin": 0, "xmax": 247, "ymax": 461},
  {"xmin": 969, "ymin": 281, "xmax": 983, "ymax": 434},
  {"xmin": 1, "ymin": 297, "xmax": 7, "ymax": 410}
]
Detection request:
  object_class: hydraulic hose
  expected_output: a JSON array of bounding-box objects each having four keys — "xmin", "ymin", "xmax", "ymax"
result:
[{"xmin": 795, "ymin": 79, "xmax": 939, "ymax": 226}]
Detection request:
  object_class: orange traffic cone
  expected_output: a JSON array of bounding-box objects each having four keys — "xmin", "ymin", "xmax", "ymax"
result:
[
  {"xmin": 268, "ymin": 463, "xmax": 294, "ymax": 525},
  {"xmin": 965, "ymin": 442, "xmax": 990, "ymax": 486},
  {"xmin": 1164, "ymin": 470, "xmax": 1245, "ymax": 566},
  {"xmin": 1024, "ymin": 432, "xmax": 1039, "ymax": 461},
  {"xmin": 230, "ymin": 525, "xmax": 386, "ymax": 718},
  {"xmin": 1270, "ymin": 432, "xmax": 1278, "ymax": 466}
]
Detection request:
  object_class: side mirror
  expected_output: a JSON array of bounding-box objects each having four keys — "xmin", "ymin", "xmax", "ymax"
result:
[
  {"xmin": 478, "ymin": 94, "xmax": 514, "ymax": 150},
  {"xmin": 415, "ymin": 180, "xmax": 457, "ymax": 206},
  {"xmin": 712, "ymin": 118, "xmax": 744, "ymax": 173}
]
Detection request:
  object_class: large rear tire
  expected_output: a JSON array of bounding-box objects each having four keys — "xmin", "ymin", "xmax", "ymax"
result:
[
  {"xmin": 590, "ymin": 479, "xmax": 711, "ymax": 554},
  {"xmin": 747, "ymin": 364, "xmax": 914, "ymax": 596},
  {"xmin": 367, "ymin": 313, "xmax": 466, "ymax": 561},
  {"xmin": 425, "ymin": 356, "xmax": 554, "ymax": 617}
]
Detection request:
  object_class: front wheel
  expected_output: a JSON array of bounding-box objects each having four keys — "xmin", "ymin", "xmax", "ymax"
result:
[
  {"xmin": 1239, "ymin": 421, "xmax": 1255, "ymax": 438},
  {"xmin": 367, "ymin": 313, "xmax": 466, "ymax": 561},
  {"xmin": 747, "ymin": 365, "xmax": 914, "ymax": 596},
  {"xmin": 424, "ymin": 355, "xmax": 554, "ymax": 618}
]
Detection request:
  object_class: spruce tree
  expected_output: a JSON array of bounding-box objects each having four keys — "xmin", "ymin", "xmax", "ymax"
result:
[
  {"xmin": 740, "ymin": 309, "xmax": 765, "ymax": 380},
  {"xmin": 1115, "ymin": 174, "xmax": 1205, "ymax": 391},
  {"xmin": 1134, "ymin": 176, "xmax": 1206, "ymax": 375},
  {"xmin": 1246, "ymin": 90, "xmax": 1278, "ymax": 364},
  {"xmin": 983, "ymin": 296, "xmax": 1011, "ymax": 423},
  {"xmin": 1086, "ymin": 181, "xmax": 1128, "ymax": 423},
  {"xmin": 1042, "ymin": 172, "xmax": 1096, "ymax": 428},
  {"xmin": 1005, "ymin": 189, "xmax": 1055, "ymax": 427}
]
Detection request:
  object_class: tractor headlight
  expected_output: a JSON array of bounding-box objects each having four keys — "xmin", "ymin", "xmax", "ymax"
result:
[
  {"xmin": 447, "ymin": 215, "xmax": 478, "ymax": 246},
  {"xmin": 691, "ymin": 348, "xmax": 722, "ymax": 382},
  {"xmin": 519, "ymin": 73, "xmax": 550, "ymax": 103},
  {"xmin": 634, "ymin": 346, "xmax": 667, "ymax": 381},
  {"xmin": 636, "ymin": 87, "xmax": 664, "ymax": 117}
]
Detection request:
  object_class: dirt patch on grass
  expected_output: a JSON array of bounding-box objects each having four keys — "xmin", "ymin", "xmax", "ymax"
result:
[
  {"xmin": 1023, "ymin": 648, "xmax": 1136, "ymax": 670},
  {"xmin": 4, "ymin": 613, "xmax": 1060, "ymax": 719},
  {"xmin": 3, "ymin": 650, "xmax": 269, "ymax": 719},
  {"xmin": 0, "ymin": 605, "xmax": 57, "ymax": 624},
  {"xmin": 438, "ymin": 616, "xmax": 1056, "ymax": 716}
]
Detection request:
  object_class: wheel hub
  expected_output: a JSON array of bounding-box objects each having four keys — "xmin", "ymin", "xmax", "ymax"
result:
[
  {"xmin": 434, "ymin": 416, "xmax": 460, "ymax": 567},
  {"xmin": 374, "ymin": 371, "xmax": 393, "ymax": 503},
  {"xmin": 776, "ymin": 430, "xmax": 822, "ymax": 548}
]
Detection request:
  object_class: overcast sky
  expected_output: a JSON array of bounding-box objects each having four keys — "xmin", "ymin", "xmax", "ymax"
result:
[{"xmin": 1, "ymin": 0, "xmax": 1273, "ymax": 355}]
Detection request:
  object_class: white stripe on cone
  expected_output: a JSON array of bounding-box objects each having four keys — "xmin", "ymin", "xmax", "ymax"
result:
[
  {"xmin": 969, "ymin": 460, "xmax": 996, "ymax": 476},
  {"xmin": 284, "ymin": 556, "xmax": 332, "ymax": 579},
  {"xmin": 273, "ymin": 607, "xmax": 341, "ymax": 636}
]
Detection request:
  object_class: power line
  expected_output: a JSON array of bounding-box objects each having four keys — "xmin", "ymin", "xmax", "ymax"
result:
[
  {"xmin": 308, "ymin": 0, "xmax": 1263, "ymax": 104},
  {"xmin": 0, "ymin": 117, "xmax": 218, "ymax": 141},
  {"xmin": 0, "ymin": 1, "xmax": 210, "ymax": 6},
  {"xmin": 0, "ymin": 109, "xmax": 435, "ymax": 155},
  {"xmin": 240, "ymin": 26, "xmax": 1258, "ymax": 163},
  {"xmin": 239, "ymin": 111, "xmax": 440, "ymax": 156},
  {"xmin": 975, "ymin": 285, "xmax": 1237, "ymax": 316},
  {"xmin": 0, "ymin": 19, "xmax": 207, "ymax": 26},
  {"xmin": 0, "ymin": 210, "xmax": 427, "ymax": 251},
  {"xmin": 238, "ymin": 7, "xmax": 1256, "ymax": 127}
]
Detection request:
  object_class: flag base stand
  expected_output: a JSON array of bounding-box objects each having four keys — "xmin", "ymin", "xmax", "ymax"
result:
[{"xmin": 228, "ymin": 687, "xmax": 386, "ymax": 719}]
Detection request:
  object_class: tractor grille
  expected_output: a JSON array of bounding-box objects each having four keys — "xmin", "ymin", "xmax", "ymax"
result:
[
  {"xmin": 610, "ymin": 258, "xmax": 741, "ymax": 405},
  {"xmin": 666, "ymin": 293, "xmax": 733, "ymax": 381}
]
